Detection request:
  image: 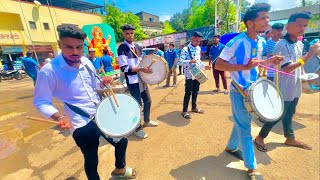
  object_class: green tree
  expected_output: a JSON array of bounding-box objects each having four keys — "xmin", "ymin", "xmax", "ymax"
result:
[
  {"xmin": 185, "ymin": 0, "xmax": 236, "ymax": 34},
  {"xmin": 162, "ymin": 21, "xmax": 176, "ymax": 34},
  {"xmin": 169, "ymin": 8, "xmax": 192, "ymax": 32},
  {"xmin": 241, "ymin": 0, "xmax": 251, "ymax": 13},
  {"xmin": 104, "ymin": 3, "xmax": 147, "ymax": 42}
]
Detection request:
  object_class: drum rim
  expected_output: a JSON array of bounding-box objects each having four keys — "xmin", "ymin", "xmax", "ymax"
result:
[
  {"xmin": 247, "ymin": 78, "xmax": 284, "ymax": 122},
  {"xmin": 138, "ymin": 54, "xmax": 169, "ymax": 85},
  {"xmin": 95, "ymin": 93, "xmax": 141, "ymax": 138}
]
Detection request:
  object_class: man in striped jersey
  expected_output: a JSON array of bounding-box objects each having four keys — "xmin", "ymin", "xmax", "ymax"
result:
[{"xmin": 265, "ymin": 23, "xmax": 284, "ymax": 82}]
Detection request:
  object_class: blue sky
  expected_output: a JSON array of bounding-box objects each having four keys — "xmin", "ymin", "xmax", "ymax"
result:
[{"xmin": 85, "ymin": 0, "xmax": 316, "ymax": 21}]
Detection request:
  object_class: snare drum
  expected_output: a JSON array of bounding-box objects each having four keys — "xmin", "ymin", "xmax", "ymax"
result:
[
  {"xmin": 95, "ymin": 94, "xmax": 141, "ymax": 138},
  {"xmin": 139, "ymin": 54, "xmax": 169, "ymax": 85},
  {"xmin": 244, "ymin": 79, "xmax": 284, "ymax": 123},
  {"xmin": 190, "ymin": 64, "xmax": 208, "ymax": 84}
]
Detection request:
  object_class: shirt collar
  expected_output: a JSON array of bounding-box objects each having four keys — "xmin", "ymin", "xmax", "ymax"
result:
[
  {"xmin": 188, "ymin": 43, "xmax": 198, "ymax": 49},
  {"xmin": 284, "ymin": 33, "xmax": 297, "ymax": 44},
  {"xmin": 124, "ymin": 40, "xmax": 135, "ymax": 49}
]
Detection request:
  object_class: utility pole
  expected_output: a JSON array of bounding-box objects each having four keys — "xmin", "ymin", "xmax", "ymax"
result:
[{"xmin": 215, "ymin": 0, "xmax": 221, "ymax": 35}]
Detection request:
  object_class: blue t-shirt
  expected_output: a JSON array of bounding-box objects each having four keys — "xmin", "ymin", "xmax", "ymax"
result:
[
  {"xmin": 154, "ymin": 50, "xmax": 164, "ymax": 57},
  {"xmin": 164, "ymin": 49, "xmax": 178, "ymax": 68},
  {"xmin": 209, "ymin": 43, "xmax": 225, "ymax": 64},
  {"xmin": 22, "ymin": 57, "xmax": 38, "ymax": 73},
  {"xmin": 89, "ymin": 57, "xmax": 102, "ymax": 71},
  {"xmin": 101, "ymin": 55, "xmax": 113, "ymax": 72},
  {"xmin": 219, "ymin": 33, "xmax": 266, "ymax": 90}
]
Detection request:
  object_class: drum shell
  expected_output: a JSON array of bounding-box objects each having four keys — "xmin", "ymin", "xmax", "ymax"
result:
[
  {"xmin": 139, "ymin": 54, "xmax": 169, "ymax": 85},
  {"xmin": 244, "ymin": 79, "xmax": 284, "ymax": 123},
  {"xmin": 190, "ymin": 64, "xmax": 208, "ymax": 84}
]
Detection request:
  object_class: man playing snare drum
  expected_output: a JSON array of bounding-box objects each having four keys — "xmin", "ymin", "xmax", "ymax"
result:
[
  {"xmin": 33, "ymin": 24, "xmax": 137, "ymax": 179},
  {"xmin": 118, "ymin": 24, "xmax": 159, "ymax": 139},
  {"xmin": 255, "ymin": 12, "xmax": 320, "ymax": 152},
  {"xmin": 215, "ymin": 3, "xmax": 283, "ymax": 179},
  {"xmin": 180, "ymin": 31, "xmax": 210, "ymax": 119}
]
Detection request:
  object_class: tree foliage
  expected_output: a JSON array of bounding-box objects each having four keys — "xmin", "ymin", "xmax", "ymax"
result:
[
  {"xmin": 104, "ymin": 3, "xmax": 147, "ymax": 42},
  {"xmin": 162, "ymin": 21, "xmax": 176, "ymax": 35},
  {"xmin": 169, "ymin": 9, "xmax": 191, "ymax": 32}
]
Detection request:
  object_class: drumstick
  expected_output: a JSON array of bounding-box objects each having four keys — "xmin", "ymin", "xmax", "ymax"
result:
[
  {"xmin": 148, "ymin": 59, "xmax": 156, "ymax": 68},
  {"xmin": 26, "ymin": 116, "xmax": 59, "ymax": 125},
  {"xmin": 275, "ymin": 52, "xmax": 281, "ymax": 96},
  {"xmin": 101, "ymin": 69, "xmax": 119, "ymax": 107}
]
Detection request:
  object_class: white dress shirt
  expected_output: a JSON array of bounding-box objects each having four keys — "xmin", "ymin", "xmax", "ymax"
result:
[{"xmin": 33, "ymin": 53, "xmax": 101, "ymax": 132}]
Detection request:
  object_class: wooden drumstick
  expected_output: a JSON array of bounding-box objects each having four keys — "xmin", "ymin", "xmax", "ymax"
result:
[
  {"xmin": 26, "ymin": 116, "xmax": 59, "ymax": 125},
  {"xmin": 101, "ymin": 69, "xmax": 119, "ymax": 107},
  {"xmin": 148, "ymin": 59, "xmax": 156, "ymax": 68}
]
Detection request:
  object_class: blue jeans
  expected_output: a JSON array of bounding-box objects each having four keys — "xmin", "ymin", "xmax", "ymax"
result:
[
  {"xmin": 127, "ymin": 83, "xmax": 151, "ymax": 130},
  {"xmin": 227, "ymin": 91, "xmax": 257, "ymax": 170},
  {"xmin": 259, "ymin": 98, "xmax": 299, "ymax": 139}
]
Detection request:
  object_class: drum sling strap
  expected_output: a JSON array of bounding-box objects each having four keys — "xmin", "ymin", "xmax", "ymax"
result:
[
  {"xmin": 231, "ymin": 80, "xmax": 248, "ymax": 98},
  {"xmin": 64, "ymin": 63, "xmax": 101, "ymax": 120}
]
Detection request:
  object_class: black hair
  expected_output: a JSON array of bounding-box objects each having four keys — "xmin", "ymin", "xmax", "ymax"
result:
[
  {"xmin": 213, "ymin": 35, "xmax": 220, "ymax": 38},
  {"xmin": 103, "ymin": 49, "xmax": 109, "ymax": 55},
  {"xmin": 57, "ymin": 24, "xmax": 87, "ymax": 40},
  {"xmin": 288, "ymin": 12, "xmax": 312, "ymax": 23},
  {"xmin": 272, "ymin": 23, "xmax": 284, "ymax": 30},
  {"xmin": 26, "ymin": 52, "xmax": 32, "ymax": 56},
  {"xmin": 169, "ymin": 43, "xmax": 174, "ymax": 47},
  {"xmin": 121, "ymin": 24, "xmax": 135, "ymax": 31},
  {"xmin": 243, "ymin": 3, "xmax": 271, "ymax": 27}
]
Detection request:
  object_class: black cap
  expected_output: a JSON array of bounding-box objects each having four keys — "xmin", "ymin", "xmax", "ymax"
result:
[
  {"xmin": 193, "ymin": 31, "xmax": 203, "ymax": 37},
  {"xmin": 121, "ymin": 24, "xmax": 135, "ymax": 31},
  {"xmin": 213, "ymin": 35, "xmax": 220, "ymax": 38}
]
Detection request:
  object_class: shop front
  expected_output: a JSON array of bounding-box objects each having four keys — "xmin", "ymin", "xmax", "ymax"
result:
[
  {"xmin": 0, "ymin": 46, "xmax": 24, "ymax": 70},
  {"xmin": 26, "ymin": 45, "xmax": 54, "ymax": 66}
]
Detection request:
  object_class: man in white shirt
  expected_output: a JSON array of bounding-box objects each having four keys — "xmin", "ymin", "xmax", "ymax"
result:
[
  {"xmin": 179, "ymin": 31, "xmax": 209, "ymax": 119},
  {"xmin": 33, "ymin": 24, "xmax": 137, "ymax": 179}
]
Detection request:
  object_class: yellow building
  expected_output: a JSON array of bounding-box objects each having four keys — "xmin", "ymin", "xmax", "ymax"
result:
[{"xmin": 0, "ymin": 0, "xmax": 103, "ymax": 69}]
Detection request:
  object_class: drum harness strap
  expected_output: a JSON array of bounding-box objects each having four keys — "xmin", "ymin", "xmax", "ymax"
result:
[
  {"xmin": 231, "ymin": 80, "xmax": 248, "ymax": 98},
  {"xmin": 64, "ymin": 63, "xmax": 107, "ymax": 120}
]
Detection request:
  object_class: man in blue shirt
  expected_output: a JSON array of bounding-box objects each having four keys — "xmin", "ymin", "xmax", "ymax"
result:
[
  {"xmin": 88, "ymin": 48, "xmax": 103, "ymax": 74},
  {"xmin": 209, "ymin": 35, "xmax": 228, "ymax": 94},
  {"xmin": 22, "ymin": 52, "xmax": 39, "ymax": 86},
  {"xmin": 101, "ymin": 49, "xmax": 113, "ymax": 73},
  {"xmin": 177, "ymin": 44, "xmax": 185, "ymax": 75},
  {"xmin": 154, "ymin": 46, "xmax": 164, "ymax": 57},
  {"xmin": 164, "ymin": 43, "xmax": 179, "ymax": 87}
]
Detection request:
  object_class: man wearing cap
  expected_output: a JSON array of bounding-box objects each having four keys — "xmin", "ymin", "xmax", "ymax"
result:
[
  {"xmin": 88, "ymin": 48, "xmax": 103, "ymax": 74},
  {"xmin": 118, "ymin": 24, "xmax": 159, "ymax": 139},
  {"xmin": 180, "ymin": 31, "xmax": 210, "ymax": 119},
  {"xmin": 264, "ymin": 23, "xmax": 284, "ymax": 82},
  {"xmin": 209, "ymin": 35, "xmax": 228, "ymax": 94}
]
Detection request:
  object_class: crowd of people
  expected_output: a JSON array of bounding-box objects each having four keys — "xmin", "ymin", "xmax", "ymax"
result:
[{"xmin": 29, "ymin": 2, "xmax": 320, "ymax": 180}]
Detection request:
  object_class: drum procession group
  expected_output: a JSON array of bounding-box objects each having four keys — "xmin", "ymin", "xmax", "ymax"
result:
[{"xmin": 31, "ymin": 2, "xmax": 320, "ymax": 180}]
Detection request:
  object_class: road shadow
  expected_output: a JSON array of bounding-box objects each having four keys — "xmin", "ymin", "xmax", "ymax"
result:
[
  {"xmin": 170, "ymin": 153, "xmax": 250, "ymax": 180},
  {"xmin": 157, "ymin": 111, "xmax": 190, "ymax": 127}
]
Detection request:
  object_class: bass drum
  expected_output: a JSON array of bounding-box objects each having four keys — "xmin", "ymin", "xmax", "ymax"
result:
[{"xmin": 139, "ymin": 54, "xmax": 169, "ymax": 85}]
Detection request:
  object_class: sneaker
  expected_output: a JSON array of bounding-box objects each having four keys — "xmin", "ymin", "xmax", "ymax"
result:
[
  {"xmin": 134, "ymin": 129, "xmax": 148, "ymax": 139},
  {"xmin": 172, "ymin": 83, "xmax": 176, "ymax": 87},
  {"xmin": 143, "ymin": 120, "xmax": 159, "ymax": 127}
]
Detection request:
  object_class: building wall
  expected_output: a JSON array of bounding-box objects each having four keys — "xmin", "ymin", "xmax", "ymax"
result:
[
  {"xmin": 0, "ymin": 0, "xmax": 103, "ymax": 57},
  {"xmin": 269, "ymin": 4, "xmax": 320, "ymax": 21},
  {"xmin": 136, "ymin": 12, "xmax": 160, "ymax": 22}
]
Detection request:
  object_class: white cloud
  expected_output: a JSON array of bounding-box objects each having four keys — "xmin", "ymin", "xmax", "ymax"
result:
[
  {"xmin": 253, "ymin": 0, "xmax": 300, "ymax": 10},
  {"xmin": 159, "ymin": 15, "xmax": 172, "ymax": 22}
]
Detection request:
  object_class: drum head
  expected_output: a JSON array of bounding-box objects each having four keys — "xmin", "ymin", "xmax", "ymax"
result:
[
  {"xmin": 139, "ymin": 54, "xmax": 168, "ymax": 85},
  {"xmin": 250, "ymin": 79, "xmax": 284, "ymax": 122},
  {"xmin": 304, "ymin": 56, "xmax": 320, "ymax": 73},
  {"xmin": 95, "ymin": 94, "xmax": 141, "ymax": 138}
]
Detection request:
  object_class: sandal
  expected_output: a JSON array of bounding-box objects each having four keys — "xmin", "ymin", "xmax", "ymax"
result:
[
  {"xmin": 111, "ymin": 167, "xmax": 137, "ymax": 179},
  {"xmin": 181, "ymin": 112, "xmax": 191, "ymax": 119},
  {"xmin": 254, "ymin": 139, "xmax": 267, "ymax": 152},
  {"xmin": 248, "ymin": 171, "xmax": 264, "ymax": 180},
  {"xmin": 225, "ymin": 148, "xmax": 243, "ymax": 160},
  {"xmin": 213, "ymin": 89, "xmax": 220, "ymax": 92},
  {"xmin": 192, "ymin": 108, "xmax": 204, "ymax": 114}
]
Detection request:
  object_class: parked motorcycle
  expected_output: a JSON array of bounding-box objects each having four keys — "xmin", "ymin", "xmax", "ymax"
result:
[{"xmin": 0, "ymin": 69, "xmax": 23, "ymax": 82}]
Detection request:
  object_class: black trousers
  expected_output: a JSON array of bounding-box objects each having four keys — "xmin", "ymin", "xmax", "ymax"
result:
[
  {"xmin": 183, "ymin": 79, "xmax": 200, "ymax": 112},
  {"xmin": 72, "ymin": 121, "xmax": 127, "ymax": 180}
]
